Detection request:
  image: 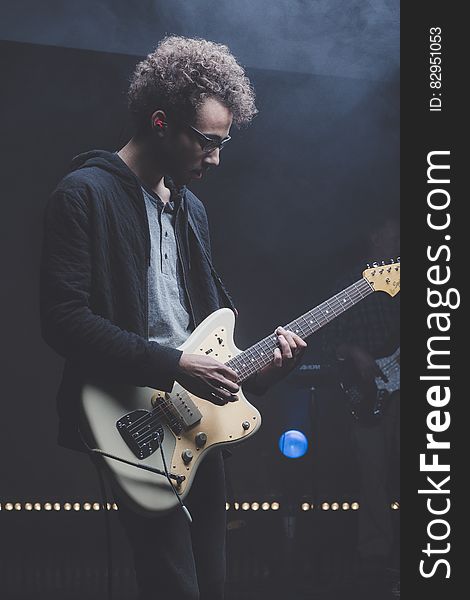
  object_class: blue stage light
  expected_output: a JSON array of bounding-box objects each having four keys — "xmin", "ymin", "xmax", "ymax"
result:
[{"xmin": 278, "ymin": 430, "xmax": 308, "ymax": 458}]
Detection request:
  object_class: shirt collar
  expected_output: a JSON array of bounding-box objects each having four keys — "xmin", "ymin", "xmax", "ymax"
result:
[{"xmin": 140, "ymin": 175, "xmax": 186, "ymax": 214}]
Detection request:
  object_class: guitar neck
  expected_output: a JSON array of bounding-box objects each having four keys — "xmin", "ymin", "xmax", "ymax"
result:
[{"xmin": 227, "ymin": 277, "xmax": 374, "ymax": 382}]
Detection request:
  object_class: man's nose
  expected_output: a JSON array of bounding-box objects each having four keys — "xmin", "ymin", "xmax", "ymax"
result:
[{"xmin": 203, "ymin": 148, "xmax": 220, "ymax": 167}]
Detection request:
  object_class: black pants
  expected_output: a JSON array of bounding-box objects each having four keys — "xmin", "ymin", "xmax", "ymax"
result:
[{"xmin": 110, "ymin": 450, "xmax": 227, "ymax": 600}]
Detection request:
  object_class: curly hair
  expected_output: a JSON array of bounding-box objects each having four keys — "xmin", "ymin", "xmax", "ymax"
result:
[{"xmin": 127, "ymin": 35, "xmax": 258, "ymax": 134}]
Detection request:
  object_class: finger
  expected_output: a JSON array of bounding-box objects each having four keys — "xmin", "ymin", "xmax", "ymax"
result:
[
  {"xmin": 292, "ymin": 333, "xmax": 308, "ymax": 347},
  {"xmin": 210, "ymin": 377, "xmax": 240, "ymax": 398},
  {"xmin": 209, "ymin": 382, "xmax": 235, "ymax": 400},
  {"xmin": 282, "ymin": 332, "xmax": 297, "ymax": 352},
  {"xmin": 273, "ymin": 347, "xmax": 283, "ymax": 367},
  {"xmin": 277, "ymin": 327, "xmax": 307, "ymax": 351},
  {"xmin": 286, "ymin": 337, "xmax": 306, "ymax": 360},
  {"xmin": 209, "ymin": 392, "xmax": 228, "ymax": 406},
  {"xmin": 193, "ymin": 382, "xmax": 227, "ymax": 405},
  {"xmin": 217, "ymin": 364, "xmax": 240, "ymax": 383},
  {"xmin": 210, "ymin": 375, "xmax": 239, "ymax": 394},
  {"xmin": 277, "ymin": 334, "xmax": 293, "ymax": 359},
  {"xmin": 210, "ymin": 368, "xmax": 240, "ymax": 390}
]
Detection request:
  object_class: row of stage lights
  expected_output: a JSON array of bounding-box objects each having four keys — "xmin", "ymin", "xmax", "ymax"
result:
[
  {"xmin": 0, "ymin": 501, "xmax": 400, "ymax": 512},
  {"xmin": 0, "ymin": 502, "xmax": 118, "ymax": 512},
  {"xmin": 228, "ymin": 501, "xmax": 400, "ymax": 512}
]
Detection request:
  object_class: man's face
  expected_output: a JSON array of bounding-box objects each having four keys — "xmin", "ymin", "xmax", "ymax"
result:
[{"xmin": 161, "ymin": 97, "xmax": 233, "ymax": 187}]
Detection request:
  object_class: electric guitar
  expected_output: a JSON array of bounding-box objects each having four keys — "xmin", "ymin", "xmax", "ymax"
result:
[
  {"xmin": 79, "ymin": 260, "xmax": 400, "ymax": 515},
  {"xmin": 340, "ymin": 346, "xmax": 400, "ymax": 423}
]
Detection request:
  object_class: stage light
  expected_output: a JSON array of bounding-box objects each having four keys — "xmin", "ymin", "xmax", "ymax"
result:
[
  {"xmin": 0, "ymin": 498, "xmax": 373, "ymax": 516},
  {"xmin": 278, "ymin": 430, "xmax": 308, "ymax": 458},
  {"xmin": 391, "ymin": 501, "xmax": 400, "ymax": 510}
]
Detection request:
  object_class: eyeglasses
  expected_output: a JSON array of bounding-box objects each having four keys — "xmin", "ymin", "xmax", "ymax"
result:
[{"xmin": 185, "ymin": 124, "xmax": 231, "ymax": 154}]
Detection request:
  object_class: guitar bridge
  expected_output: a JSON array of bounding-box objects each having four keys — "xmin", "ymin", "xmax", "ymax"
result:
[{"xmin": 116, "ymin": 410, "xmax": 164, "ymax": 459}]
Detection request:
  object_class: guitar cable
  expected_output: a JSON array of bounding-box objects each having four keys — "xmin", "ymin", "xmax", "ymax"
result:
[
  {"xmin": 79, "ymin": 429, "xmax": 193, "ymax": 523},
  {"xmin": 156, "ymin": 431, "xmax": 193, "ymax": 523}
]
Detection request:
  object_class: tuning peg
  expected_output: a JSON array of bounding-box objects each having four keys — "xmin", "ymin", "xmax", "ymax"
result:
[
  {"xmin": 397, "ymin": 256, "xmax": 400, "ymax": 263},
  {"xmin": 366, "ymin": 263, "xmax": 370, "ymax": 269},
  {"xmin": 372, "ymin": 261, "xmax": 378, "ymax": 268}
]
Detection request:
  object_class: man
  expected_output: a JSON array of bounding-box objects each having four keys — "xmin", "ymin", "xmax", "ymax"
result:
[
  {"xmin": 40, "ymin": 36, "xmax": 306, "ymax": 600},
  {"xmin": 321, "ymin": 216, "xmax": 400, "ymax": 596}
]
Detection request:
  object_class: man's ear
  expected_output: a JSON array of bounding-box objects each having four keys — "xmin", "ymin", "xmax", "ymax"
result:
[{"xmin": 150, "ymin": 110, "xmax": 167, "ymax": 133}]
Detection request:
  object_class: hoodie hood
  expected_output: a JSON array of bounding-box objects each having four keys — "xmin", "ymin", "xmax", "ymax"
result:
[
  {"xmin": 69, "ymin": 149, "xmax": 187, "ymax": 202},
  {"xmin": 70, "ymin": 149, "xmax": 135, "ymax": 182}
]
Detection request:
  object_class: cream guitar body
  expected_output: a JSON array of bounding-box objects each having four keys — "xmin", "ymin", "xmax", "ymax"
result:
[{"xmin": 80, "ymin": 308, "xmax": 261, "ymax": 516}]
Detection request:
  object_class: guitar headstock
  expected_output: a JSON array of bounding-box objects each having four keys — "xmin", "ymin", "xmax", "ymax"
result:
[{"xmin": 363, "ymin": 258, "xmax": 400, "ymax": 297}]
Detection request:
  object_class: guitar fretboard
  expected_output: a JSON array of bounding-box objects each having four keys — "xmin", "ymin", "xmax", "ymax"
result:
[{"xmin": 226, "ymin": 278, "xmax": 373, "ymax": 382}]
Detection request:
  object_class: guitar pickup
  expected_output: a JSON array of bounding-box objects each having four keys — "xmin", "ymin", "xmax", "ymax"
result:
[{"xmin": 170, "ymin": 391, "xmax": 202, "ymax": 429}]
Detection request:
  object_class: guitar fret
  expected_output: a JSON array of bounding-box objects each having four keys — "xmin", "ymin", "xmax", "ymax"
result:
[
  {"xmin": 308, "ymin": 312, "xmax": 322, "ymax": 331},
  {"xmin": 227, "ymin": 278, "xmax": 375, "ymax": 383}
]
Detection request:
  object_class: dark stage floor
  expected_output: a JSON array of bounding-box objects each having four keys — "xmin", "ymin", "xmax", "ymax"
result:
[{"xmin": 1, "ymin": 508, "xmax": 399, "ymax": 599}]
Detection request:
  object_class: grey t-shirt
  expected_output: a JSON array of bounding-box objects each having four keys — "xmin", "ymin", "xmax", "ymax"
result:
[{"xmin": 141, "ymin": 184, "xmax": 194, "ymax": 349}]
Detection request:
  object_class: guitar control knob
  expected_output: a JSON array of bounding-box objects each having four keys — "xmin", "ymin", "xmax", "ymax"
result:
[
  {"xmin": 182, "ymin": 449, "xmax": 193, "ymax": 464},
  {"xmin": 242, "ymin": 421, "xmax": 250, "ymax": 431},
  {"xmin": 195, "ymin": 432, "xmax": 207, "ymax": 448}
]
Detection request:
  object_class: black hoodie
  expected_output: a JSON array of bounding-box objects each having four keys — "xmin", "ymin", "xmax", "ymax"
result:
[{"xmin": 40, "ymin": 150, "xmax": 236, "ymax": 451}]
